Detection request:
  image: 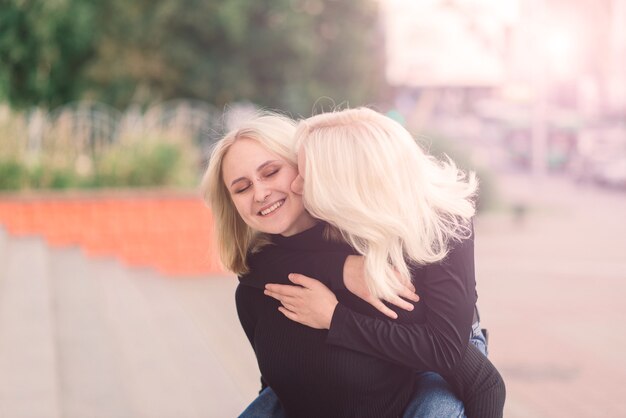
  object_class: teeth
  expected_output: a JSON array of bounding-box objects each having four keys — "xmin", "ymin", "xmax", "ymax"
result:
[{"xmin": 260, "ymin": 200, "xmax": 284, "ymax": 216}]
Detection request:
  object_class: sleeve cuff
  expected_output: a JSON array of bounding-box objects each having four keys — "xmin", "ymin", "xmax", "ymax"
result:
[{"xmin": 327, "ymin": 302, "xmax": 349, "ymax": 344}]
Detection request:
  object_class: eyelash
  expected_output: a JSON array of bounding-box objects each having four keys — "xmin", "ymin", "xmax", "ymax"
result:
[
  {"xmin": 234, "ymin": 185, "xmax": 250, "ymax": 194},
  {"xmin": 233, "ymin": 168, "xmax": 279, "ymax": 194}
]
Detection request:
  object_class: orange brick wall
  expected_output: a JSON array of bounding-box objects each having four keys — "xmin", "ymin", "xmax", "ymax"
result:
[{"xmin": 0, "ymin": 192, "xmax": 225, "ymax": 277}]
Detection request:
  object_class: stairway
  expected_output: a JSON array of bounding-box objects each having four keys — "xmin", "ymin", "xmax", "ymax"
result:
[
  {"xmin": 0, "ymin": 228, "xmax": 60, "ymax": 418},
  {"xmin": 0, "ymin": 226, "xmax": 260, "ymax": 417}
]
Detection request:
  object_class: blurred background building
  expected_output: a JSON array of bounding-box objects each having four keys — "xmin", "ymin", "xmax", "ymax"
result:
[{"xmin": 383, "ymin": 0, "xmax": 626, "ymax": 186}]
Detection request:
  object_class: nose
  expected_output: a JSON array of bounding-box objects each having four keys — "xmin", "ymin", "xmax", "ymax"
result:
[
  {"xmin": 291, "ymin": 174, "xmax": 304, "ymax": 195},
  {"xmin": 254, "ymin": 184, "xmax": 271, "ymax": 203}
]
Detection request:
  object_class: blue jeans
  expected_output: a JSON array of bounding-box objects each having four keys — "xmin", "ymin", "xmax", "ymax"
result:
[
  {"xmin": 403, "ymin": 322, "xmax": 488, "ymax": 418},
  {"xmin": 239, "ymin": 386, "xmax": 287, "ymax": 418},
  {"xmin": 238, "ymin": 322, "xmax": 488, "ymax": 418}
]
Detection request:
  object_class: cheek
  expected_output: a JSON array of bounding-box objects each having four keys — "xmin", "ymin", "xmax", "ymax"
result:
[
  {"xmin": 281, "ymin": 168, "xmax": 299, "ymax": 190},
  {"xmin": 230, "ymin": 196, "xmax": 251, "ymax": 220},
  {"xmin": 290, "ymin": 193, "xmax": 307, "ymax": 215},
  {"xmin": 291, "ymin": 175, "xmax": 304, "ymax": 195}
]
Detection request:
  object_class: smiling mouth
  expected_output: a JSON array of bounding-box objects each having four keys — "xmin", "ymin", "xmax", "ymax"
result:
[{"xmin": 259, "ymin": 199, "xmax": 285, "ymax": 216}]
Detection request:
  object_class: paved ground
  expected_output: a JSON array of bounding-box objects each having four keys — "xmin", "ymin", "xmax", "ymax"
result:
[
  {"xmin": 473, "ymin": 174, "xmax": 626, "ymax": 418},
  {"xmin": 1, "ymin": 173, "xmax": 624, "ymax": 417},
  {"xmin": 0, "ymin": 231, "xmax": 256, "ymax": 418}
]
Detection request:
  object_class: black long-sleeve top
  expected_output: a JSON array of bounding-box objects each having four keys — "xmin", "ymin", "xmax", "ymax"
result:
[{"xmin": 237, "ymin": 222, "xmax": 505, "ymax": 418}]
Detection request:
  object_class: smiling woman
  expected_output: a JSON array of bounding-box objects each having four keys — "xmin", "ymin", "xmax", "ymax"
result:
[
  {"xmin": 201, "ymin": 112, "xmax": 314, "ymax": 274},
  {"xmin": 221, "ymin": 138, "xmax": 315, "ymax": 237}
]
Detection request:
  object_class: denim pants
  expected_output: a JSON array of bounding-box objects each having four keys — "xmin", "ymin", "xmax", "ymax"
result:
[
  {"xmin": 402, "ymin": 322, "xmax": 488, "ymax": 418},
  {"xmin": 238, "ymin": 322, "xmax": 488, "ymax": 418}
]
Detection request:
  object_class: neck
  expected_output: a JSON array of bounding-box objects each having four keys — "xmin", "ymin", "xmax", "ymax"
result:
[{"xmin": 280, "ymin": 215, "xmax": 318, "ymax": 237}]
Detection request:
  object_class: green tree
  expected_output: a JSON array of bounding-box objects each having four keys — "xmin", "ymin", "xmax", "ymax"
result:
[
  {"xmin": 1, "ymin": 0, "xmax": 387, "ymax": 114},
  {"xmin": 287, "ymin": 0, "xmax": 388, "ymax": 113},
  {"xmin": 85, "ymin": 0, "xmax": 386, "ymax": 114},
  {"xmin": 0, "ymin": 0, "xmax": 96, "ymax": 109}
]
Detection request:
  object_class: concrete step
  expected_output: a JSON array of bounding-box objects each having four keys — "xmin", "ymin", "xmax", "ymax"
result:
[
  {"xmin": 0, "ymin": 227, "xmax": 6, "ymax": 287},
  {"xmin": 133, "ymin": 272, "xmax": 259, "ymax": 417},
  {"xmin": 94, "ymin": 260, "xmax": 199, "ymax": 417},
  {"xmin": 0, "ymin": 234, "xmax": 61, "ymax": 418},
  {"xmin": 0, "ymin": 226, "xmax": 5, "ymax": 263},
  {"xmin": 49, "ymin": 249, "xmax": 131, "ymax": 418},
  {"xmin": 169, "ymin": 276, "xmax": 260, "ymax": 401},
  {"xmin": 0, "ymin": 227, "xmax": 258, "ymax": 417}
]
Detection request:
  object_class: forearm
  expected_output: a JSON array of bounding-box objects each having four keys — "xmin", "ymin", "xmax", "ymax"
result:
[
  {"xmin": 326, "ymin": 237, "xmax": 477, "ymax": 374},
  {"xmin": 445, "ymin": 343, "xmax": 506, "ymax": 418},
  {"xmin": 327, "ymin": 302, "xmax": 470, "ymax": 374}
]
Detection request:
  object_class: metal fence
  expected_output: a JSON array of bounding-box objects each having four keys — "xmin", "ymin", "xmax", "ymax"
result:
[{"xmin": 0, "ymin": 100, "xmax": 262, "ymax": 162}]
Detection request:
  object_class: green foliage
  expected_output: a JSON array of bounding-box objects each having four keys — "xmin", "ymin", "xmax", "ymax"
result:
[
  {"xmin": 0, "ymin": 158, "xmax": 28, "ymax": 189},
  {"xmin": 0, "ymin": 106, "xmax": 200, "ymax": 191},
  {"xmin": 0, "ymin": 0, "xmax": 386, "ymax": 114},
  {"xmin": 0, "ymin": 0, "xmax": 97, "ymax": 109},
  {"xmin": 0, "ymin": 136, "xmax": 200, "ymax": 191},
  {"xmin": 91, "ymin": 138, "xmax": 198, "ymax": 188},
  {"xmin": 28, "ymin": 164, "xmax": 83, "ymax": 189}
]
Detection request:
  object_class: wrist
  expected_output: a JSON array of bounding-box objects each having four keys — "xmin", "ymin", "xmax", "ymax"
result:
[{"xmin": 325, "ymin": 300, "xmax": 339, "ymax": 329}]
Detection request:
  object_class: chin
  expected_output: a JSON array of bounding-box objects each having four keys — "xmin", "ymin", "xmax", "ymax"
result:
[{"xmin": 255, "ymin": 220, "xmax": 291, "ymax": 235}]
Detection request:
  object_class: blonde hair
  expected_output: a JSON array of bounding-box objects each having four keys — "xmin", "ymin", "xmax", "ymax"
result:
[
  {"xmin": 201, "ymin": 112, "xmax": 298, "ymax": 274},
  {"xmin": 294, "ymin": 107, "xmax": 478, "ymax": 300}
]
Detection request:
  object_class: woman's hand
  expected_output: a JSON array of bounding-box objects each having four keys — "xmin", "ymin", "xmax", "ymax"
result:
[
  {"xmin": 343, "ymin": 255, "xmax": 420, "ymax": 319},
  {"xmin": 264, "ymin": 274, "xmax": 338, "ymax": 329}
]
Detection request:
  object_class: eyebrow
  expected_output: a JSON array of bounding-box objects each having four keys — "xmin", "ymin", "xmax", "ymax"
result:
[{"xmin": 229, "ymin": 160, "xmax": 280, "ymax": 186}]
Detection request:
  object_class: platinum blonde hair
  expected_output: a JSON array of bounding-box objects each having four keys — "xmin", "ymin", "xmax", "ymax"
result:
[
  {"xmin": 294, "ymin": 107, "xmax": 478, "ymax": 300},
  {"xmin": 201, "ymin": 112, "xmax": 298, "ymax": 274}
]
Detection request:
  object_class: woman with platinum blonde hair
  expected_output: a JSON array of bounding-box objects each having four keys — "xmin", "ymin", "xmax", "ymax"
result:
[
  {"xmin": 293, "ymin": 107, "xmax": 477, "ymax": 301},
  {"xmin": 202, "ymin": 109, "xmax": 505, "ymax": 418}
]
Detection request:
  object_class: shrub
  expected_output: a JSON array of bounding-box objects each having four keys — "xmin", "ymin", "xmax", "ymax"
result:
[
  {"xmin": 90, "ymin": 136, "xmax": 199, "ymax": 188},
  {"xmin": 0, "ymin": 136, "xmax": 200, "ymax": 191},
  {"xmin": 28, "ymin": 164, "xmax": 84, "ymax": 189},
  {"xmin": 0, "ymin": 158, "xmax": 28, "ymax": 190}
]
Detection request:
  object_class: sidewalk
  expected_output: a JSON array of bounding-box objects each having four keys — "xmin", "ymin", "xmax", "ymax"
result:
[
  {"xmin": 0, "ymin": 228, "xmax": 255, "ymax": 418},
  {"xmin": 474, "ymin": 174, "xmax": 626, "ymax": 417}
]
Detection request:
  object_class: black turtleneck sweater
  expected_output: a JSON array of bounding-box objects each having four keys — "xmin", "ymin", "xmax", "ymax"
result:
[{"xmin": 237, "ymin": 223, "xmax": 505, "ymax": 418}]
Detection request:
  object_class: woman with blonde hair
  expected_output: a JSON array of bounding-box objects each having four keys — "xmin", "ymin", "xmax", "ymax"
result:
[
  {"xmin": 292, "ymin": 106, "xmax": 477, "ymax": 301},
  {"xmin": 202, "ymin": 109, "xmax": 504, "ymax": 418}
]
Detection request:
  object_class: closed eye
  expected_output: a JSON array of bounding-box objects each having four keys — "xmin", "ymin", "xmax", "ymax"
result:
[
  {"xmin": 264, "ymin": 168, "xmax": 279, "ymax": 178},
  {"xmin": 232, "ymin": 182, "xmax": 251, "ymax": 194}
]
